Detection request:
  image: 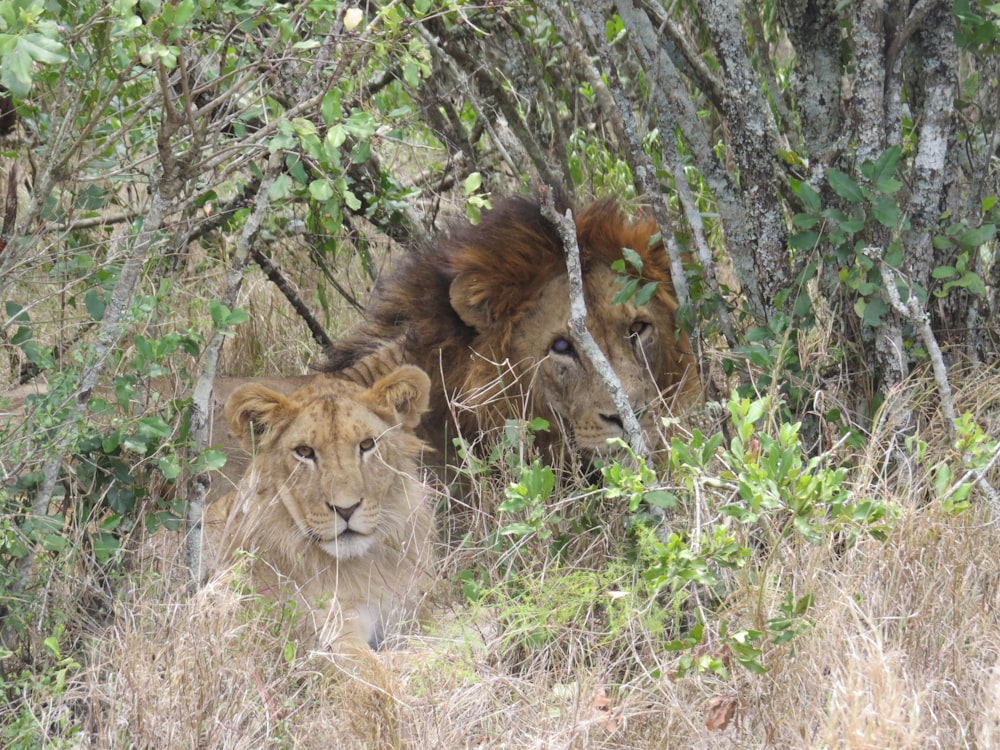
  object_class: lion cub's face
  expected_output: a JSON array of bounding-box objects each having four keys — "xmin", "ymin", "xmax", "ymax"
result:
[{"xmin": 225, "ymin": 366, "xmax": 430, "ymax": 560}]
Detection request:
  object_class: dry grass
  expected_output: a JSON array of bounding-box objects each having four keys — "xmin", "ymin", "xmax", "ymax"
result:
[
  {"xmin": 4, "ymin": 234, "xmax": 1000, "ymax": 749},
  {"xmin": 6, "ymin": 366, "xmax": 995, "ymax": 749}
]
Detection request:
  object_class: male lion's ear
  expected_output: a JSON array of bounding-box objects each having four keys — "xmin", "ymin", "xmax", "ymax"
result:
[
  {"xmin": 224, "ymin": 383, "xmax": 296, "ymax": 450},
  {"xmin": 367, "ymin": 365, "xmax": 431, "ymax": 429},
  {"xmin": 449, "ymin": 272, "xmax": 494, "ymax": 330}
]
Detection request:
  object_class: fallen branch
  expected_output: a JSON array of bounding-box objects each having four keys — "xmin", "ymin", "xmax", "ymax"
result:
[{"xmin": 539, "ymin": 186, "xmax": 649, "ymax": 459}]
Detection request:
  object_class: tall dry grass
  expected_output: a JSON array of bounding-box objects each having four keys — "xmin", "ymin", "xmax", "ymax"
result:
[
  {"xmin": 4, "ymin": 225, "xmax": 1000, "ymax": 749},
  {"xmin": 4, "ymin": 365, "xmax": 993, "ymax": 749}
]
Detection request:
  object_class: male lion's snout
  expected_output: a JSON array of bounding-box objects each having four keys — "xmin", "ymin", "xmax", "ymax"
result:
[{"xmin": 599, "ymin": 412, "xmax": 624, "ymax": 432}]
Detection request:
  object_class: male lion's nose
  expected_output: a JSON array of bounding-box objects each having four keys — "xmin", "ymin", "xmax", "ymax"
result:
[
  {"xmin": 332, "ymin": 500, "xmax": 362, "ymax": 521},
  {"xmin": 600, "ymin": 413, "xmax": 624, "ymax": 432}
]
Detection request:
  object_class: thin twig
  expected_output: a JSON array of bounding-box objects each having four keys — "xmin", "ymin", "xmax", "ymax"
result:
[{"xmin": 251, "ymin": 247, "xmax": 334, "ymax": 350}]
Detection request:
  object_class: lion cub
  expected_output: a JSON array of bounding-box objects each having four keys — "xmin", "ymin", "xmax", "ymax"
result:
[{"xmin": 202, "ymin": 365, "xmax": 435, "ymax": 653}]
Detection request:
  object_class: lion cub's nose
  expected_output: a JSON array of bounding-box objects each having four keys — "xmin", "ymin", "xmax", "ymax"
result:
[{"xmin": 332, "ymin": 500, "xmax": 362, "ymax": 521}]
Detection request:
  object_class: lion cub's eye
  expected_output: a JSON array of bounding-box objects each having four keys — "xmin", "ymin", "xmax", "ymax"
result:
[
  {"xmin": 294, "ymin": 445, "xmax": 315, "ymax": 460},
  {"xmin": 359, "ymin": 437, "xmax": 376, "ymax": 454},
  {"xmin": 550, "ymin": 337, "xmax": 575, "ymax": 356}
]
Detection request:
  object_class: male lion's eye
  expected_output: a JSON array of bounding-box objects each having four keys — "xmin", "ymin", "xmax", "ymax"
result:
[
  {"xmin": 359, "ymin": 437, "xmax": 376, "ymax": 454},
  {"xmin": 629, "ymin": 321, "xmax": 651, "ymax": 339},
  {"xmin": 294, "ymin": 445, "xmax": 315, "ymax": 460},
  {"xmin": 551, "ymin": 337, "xmax": 575, "ymax": 356}
]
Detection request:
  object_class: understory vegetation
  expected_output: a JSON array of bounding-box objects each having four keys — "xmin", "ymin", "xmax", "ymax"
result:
[{"xmin": 3, "ymin": 0, "xmax": 1000, "ymax": 747}]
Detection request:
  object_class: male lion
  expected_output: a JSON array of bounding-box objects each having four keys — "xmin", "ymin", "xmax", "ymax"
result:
[
  {"xmin": 201, "ymin": 364, "xmax": 435, "ymax": 653},
  {"xmin": 321, "ymin": 197, "xmax": 702, "ymax": 467}
]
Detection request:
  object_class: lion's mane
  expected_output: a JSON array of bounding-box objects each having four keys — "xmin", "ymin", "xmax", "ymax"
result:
[{"xmin": 322, "ymin": 197, "xmax": 701, "ymax": 461}]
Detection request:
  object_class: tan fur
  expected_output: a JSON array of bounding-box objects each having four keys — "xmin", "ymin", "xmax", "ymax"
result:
[
  {"xmin": 321, "ymin": 197, "xmax": 703, "ymax": 465},
  {"xmin": 201, "ymin": 365, "xmax": 435, "ymax": 652}
]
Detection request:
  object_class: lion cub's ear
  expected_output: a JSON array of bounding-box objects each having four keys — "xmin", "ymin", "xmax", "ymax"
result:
[
  {"xmin": 366, "ymin": 365, "xmax": 431, "ymax": 430},
  {"xmin": 224, "ymin": 383, "xmax": 297, "ymax": 450}
]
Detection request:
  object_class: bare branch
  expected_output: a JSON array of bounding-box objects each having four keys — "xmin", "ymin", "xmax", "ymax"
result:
[
  {"xmin": 251, "ymin": 246, "xmax": 334, "ymax": 350},
  {"xmin": 186, "ymin": 150, "xmax": 286, "ymax": 582},
  {"xmin": 635, "ymin": 0, "xmax": 726, "ymax": 110},
  {"xmin": 669, "ymin": 141, "xmax": 738, "ymax": 351},
  {"xmin": 539, "ymin": 186, "xmax": 649, "ymax": 459},
  {"xmin": 863, "ymin": 245, "xmax": 957, "ymax": 440}
]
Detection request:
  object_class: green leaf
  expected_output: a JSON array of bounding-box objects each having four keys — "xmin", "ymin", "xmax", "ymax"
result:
[
  {"xmin": 349, "ymin": 140, "xmax": 371, "ymax": 164},
  {"xmin": 342, "ymin": 189, "xmax": 361, "ymax": 211},
  {"xmin": 194, "ymin": 449, "xmax": 227, "ymax": 473},
  {"xmin": 798, "ymin": 182, "xmax": 821, "ymax": 211},
  {"xmin": 291, "ymin": 117, "xmax": 318, "ymax": 136},
  {"xmin": 92, "ymin": 531, "xmax": 121, "ymax": 566},
  {"xmin": 267, "ymin": 173, "xmax": 290, "ymax": 201},
  {"xmin": 867, "ymin": 144, "xmax": 902, "ymax": 185},
  {"xmin": 612, "ymin": 277, "xmax": 638, "ymax": 305},
  {"xmin": 138, "ymin": 416, "xmax": 172, "ymax": 439},
  {"xmin": 620, "ymin": 246, "xmax": 643, "ymax": 273},
  {"xmin": 634, "ymin": 280, "xmax": 659, "ymax": 307},
  {"xmin": 308, "ymin": 179, "xmax": 334, "ymax": 201},
  {"xmin": 403, "ymin": 61, "xmax": 420, "ymax": 88},
  {"xmin": 789, "ymin": 230, "xmax": 820, "ymax": 251},
  {"xmin": 876, "ymin": 177, "xmax": 903, "ymax": 195},
  {"xmin": 861, "ymin": 297, "xmax": 887, "ymax": 327},
  {"xmin": 958, "ymin": 223, "xmax": 996, "ymax": 250},
  {"xmin": 157, "ymin": 454, "xmax": 181, "ymax": 480},
  {"xmin": 946, "ymin": 272, "xmax": 988, "ymax": 297},
  {"xmin": 883, "ymin": 240, "xmax": 904, "ymax": 269},
  {"xmin": 463, "ymin": 171, "xmax": 482, "ymax": 195},
  {"xmin": 872, "ymin": 195, "xmax": 900, "ymax": 228},
  {"xmin": 344, "ymin": 111, "xmax": 376, "ymax": 138},
  {"xmin": 644, "ymin": 490, "xmax": 678, "ymax": 508},
  {"xmin": 321, "ymin": 91, "xmax": 343, "ymax": 124},
  {"xmin": 827, "ymin": 169, "xmax": 864, "ymax": 203},
  {"xmin": 84, "ymin": 289, "xmax": 106, "ymax": 321},
  {"xmin": 21, "ymin": 32, "xmax": 69, "ymax": 65},
  {"xmin": 5, "ymin": 301, "xmax": 28, "ymax": 324},
  {"xmin": 1, "ymin": 43, "xmax": 33, "ymax": 98}
]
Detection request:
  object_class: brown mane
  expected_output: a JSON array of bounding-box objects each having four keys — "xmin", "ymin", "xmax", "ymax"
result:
[{"xmin": 321, "ymin": 196, "xmax": 700, "ymax": 459}]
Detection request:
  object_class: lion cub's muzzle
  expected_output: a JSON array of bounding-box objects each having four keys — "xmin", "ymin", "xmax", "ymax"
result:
[{"xmin": 329, "ymin": 499, "xmax": 362, "ymax": 522}]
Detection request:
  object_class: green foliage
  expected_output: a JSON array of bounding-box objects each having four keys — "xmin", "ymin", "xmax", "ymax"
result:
[
  {"xmin": 567, "ymin": 128, "xmax": 637, "ymax": 200},
  {"xmin": 458, "ymin": 391, "xmax": 898, "ymax": 681},
  {"xmin": 955, "ymin": 0, "xmax": 1000, "ymax": 52},
  {"xmin": 0, "ymin": 625, "xmax": 82, "ymax": 748},
  {"xmin": 718, "ymin": 392, "xmax": 896, "ymax": 544},
  {"xmin": 789, "ymin": 146, "xmax": 994, "ymax": 335},
  {"xmin": 0, "ymin": 0, "xmax": 69, "ymax": 98},
  {"xmin": 611, "ymin": 247, "xmax": 660, "ymax": 307},
  {"xmin": 910, "ymin": 412, "xmax": 1000, "ymax": 513},
  {"xmin": 462, "ymin": 171, "xmax": 492, "ymax": 225},
  {"xmin": 0, "ymin": 278, "xmax": 241, "ymax": 663}
]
